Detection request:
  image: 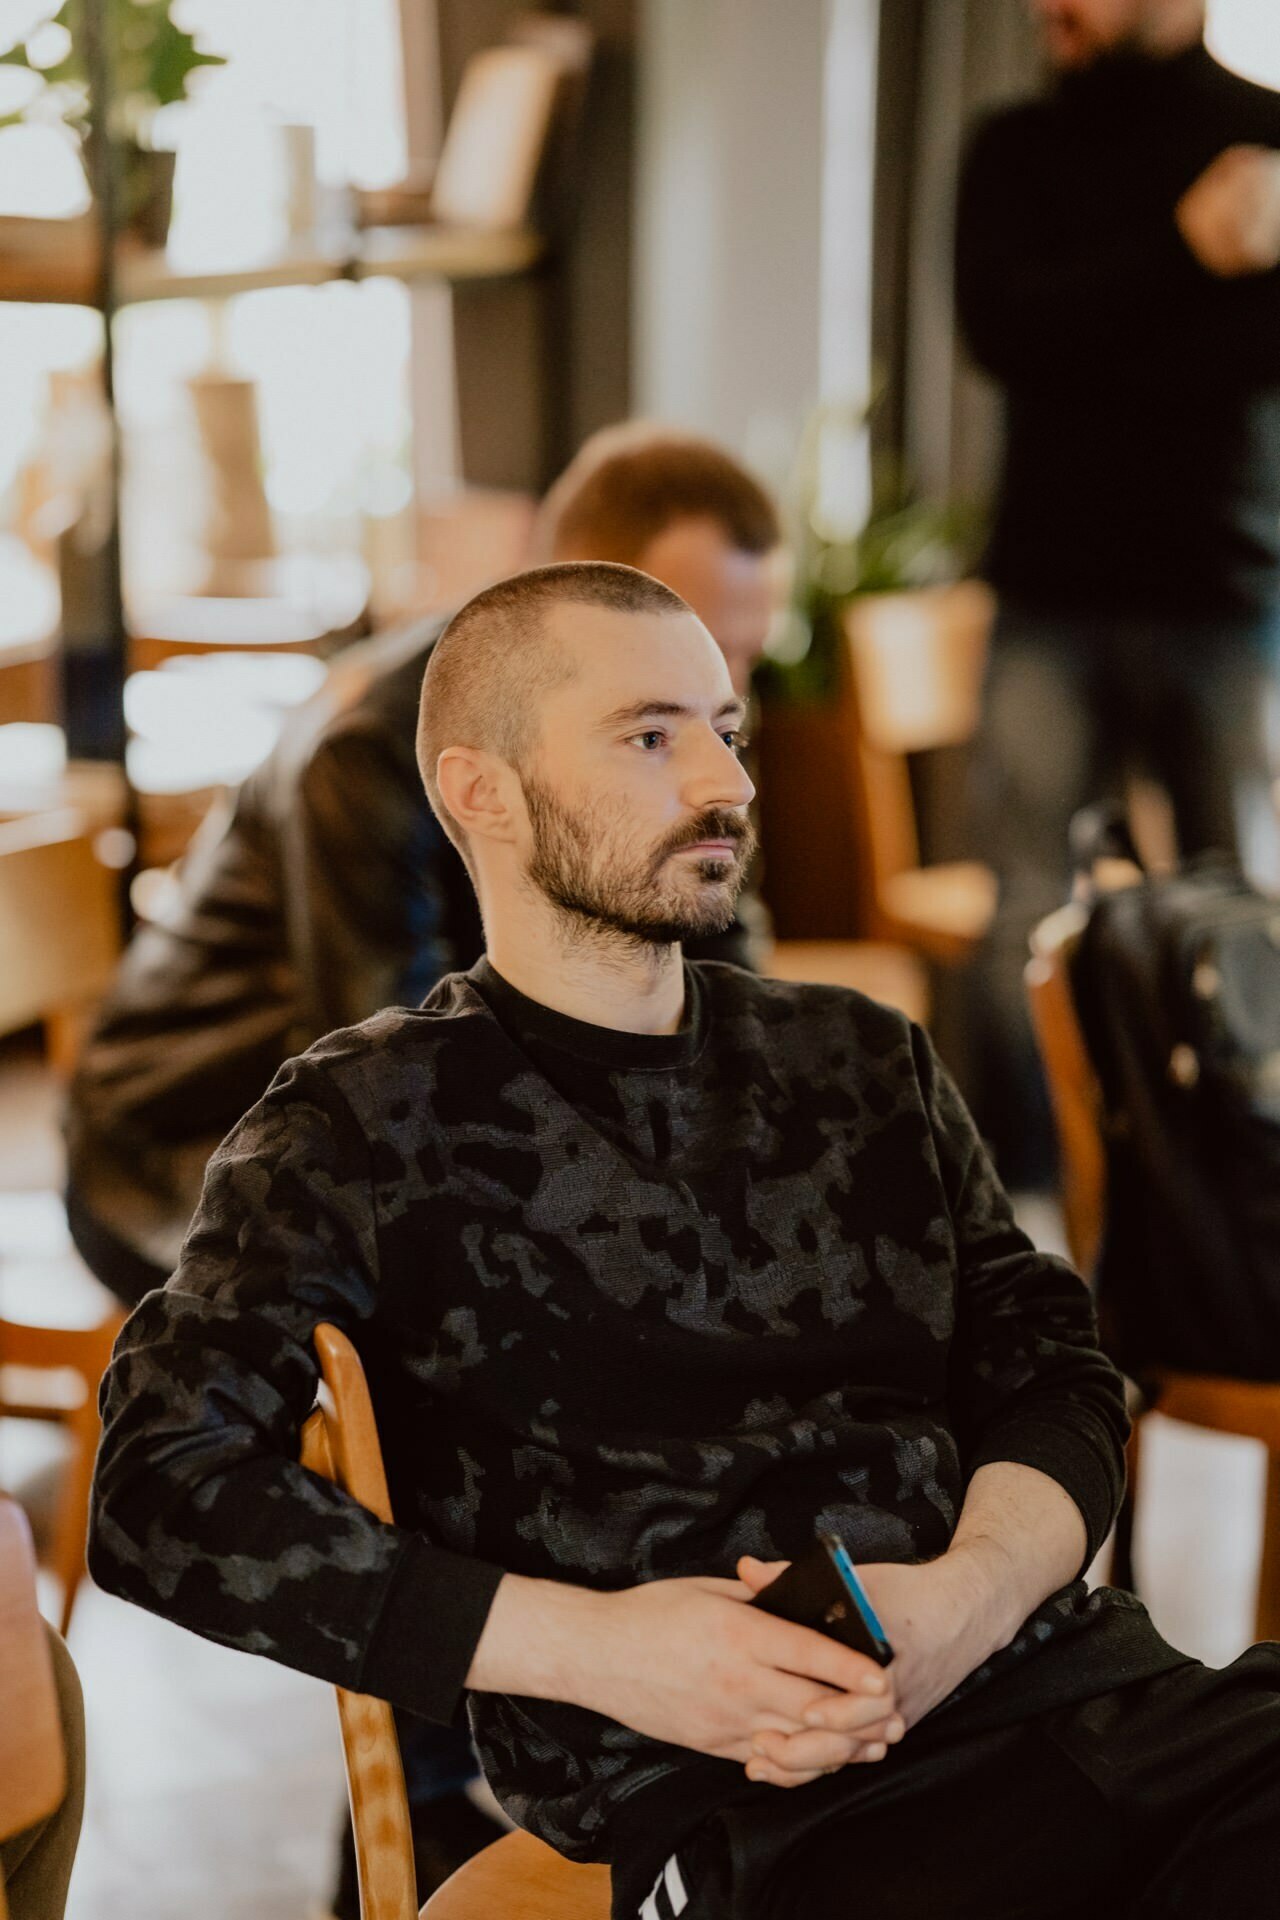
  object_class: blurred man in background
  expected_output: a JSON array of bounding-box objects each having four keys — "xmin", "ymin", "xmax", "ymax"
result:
[
  {"xmin": 956, "ymin": 0, "xmax": 1280, "ymax": 1178},
  {"xmin": 63, "ymin": 423, "xmax": 780, "ymax": 1914}
]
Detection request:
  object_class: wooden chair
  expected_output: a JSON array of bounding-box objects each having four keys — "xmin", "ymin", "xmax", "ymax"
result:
[
  {"xmin": 300, "ymin": 1323, "xmax": 610, "ymax": 1920},
  {"xmin": 842, "ymin": 583, "xmax": 997, "ymax": 965},
  {"xmin": 0, "ymin": 1308, "xmax": 123, "ymax": 1639},
  {"xmin": 0, "ymin": 810, "xmax": 120, "ymax": 1069},
  {"xmin": 1025, "ymin": 903, "xmax": 1280, "ymax": 1639},
  {"xmin": 0, "ymin": 1496, "xmax": 69, "ymax": 1918},
  {"xmin": 0, "ymin": 811, "xmax": 125, "ymax": 1634}
]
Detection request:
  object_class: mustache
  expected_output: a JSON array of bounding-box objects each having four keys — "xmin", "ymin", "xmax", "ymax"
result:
[{"xmin": 653, "ymin": 809, "xmax": 756, "ymax": 866}]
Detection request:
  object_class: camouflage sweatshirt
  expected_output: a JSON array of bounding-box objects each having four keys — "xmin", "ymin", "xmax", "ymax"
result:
[{"xmin": 89, "ymin": 960, "xmax": 1177, "ymax": 1863}]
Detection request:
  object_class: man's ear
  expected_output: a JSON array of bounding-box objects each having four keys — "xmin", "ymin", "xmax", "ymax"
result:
[{"xmin": 436, "ymin": 747, "xmax": 520, "ymax": 851}]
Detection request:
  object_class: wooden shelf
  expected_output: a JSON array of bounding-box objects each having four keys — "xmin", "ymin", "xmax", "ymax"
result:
[{"xmin": 0, "ymin": 222, "xmax": 545, "ymax": 308}]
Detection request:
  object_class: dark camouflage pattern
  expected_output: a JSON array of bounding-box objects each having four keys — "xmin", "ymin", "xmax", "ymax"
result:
[{"xmin": 91, "ymin": 961, "xmax": 1135, "ymax": 1859}]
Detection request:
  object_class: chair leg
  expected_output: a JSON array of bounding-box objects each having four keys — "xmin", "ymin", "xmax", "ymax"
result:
[{"xmin": 1256, "ymin": 1453, "xmax": 1280, "ymax": 1645}]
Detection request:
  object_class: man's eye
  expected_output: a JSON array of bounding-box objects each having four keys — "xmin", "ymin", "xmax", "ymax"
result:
[
  {"xmin": 722, "ymin": 730, "xmax": 751, "ymax": 754},
  {"xmin": 632, "ymin": 731, "xmax": 665, "ymax": 750}
]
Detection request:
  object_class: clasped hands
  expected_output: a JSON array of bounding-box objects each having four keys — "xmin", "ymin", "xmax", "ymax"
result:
[{"xmin": 579, "ymin": 1550, "xmax": 998, "ymax": 1793}]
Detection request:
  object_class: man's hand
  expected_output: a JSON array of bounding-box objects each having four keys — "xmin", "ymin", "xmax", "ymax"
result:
[
  {"xmin": 738, "ymin": 1553, "xmax": 996, "ymax": 1767},
  {"xmin": 466, "ymin": 1569, "xmax": 900, "ymax": 1789},
  {"xmin": 740, "ymin": 1462, "xmax": 1088, "ymax": 1775},
  {"xmin": 1176, "ymin": 145, "xmax": 1280, "ymax": 277}
]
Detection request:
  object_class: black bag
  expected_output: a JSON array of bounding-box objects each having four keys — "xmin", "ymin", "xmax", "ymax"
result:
[{"xmin": 1070, "ymin": 810, "xmax": 1280, "ymax": 1381}]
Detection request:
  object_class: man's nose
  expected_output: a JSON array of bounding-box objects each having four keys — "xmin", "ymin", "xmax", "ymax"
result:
[{"xmin": 682, "ymin": 731, "xmax": 756, "ymax": 810}]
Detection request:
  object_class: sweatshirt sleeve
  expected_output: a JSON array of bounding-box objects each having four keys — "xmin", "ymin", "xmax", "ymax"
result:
[
  {"xmin": 87, "ymin": 1049, "xmax": 505, "ymax": 1723},
  {"xmin": 913, "ymin": 1028, "xmax": 1128, "ymax": 1567}
]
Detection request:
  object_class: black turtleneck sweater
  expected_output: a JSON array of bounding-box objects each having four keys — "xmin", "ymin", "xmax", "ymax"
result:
[
  {"xmin": 90, "ymin": 961, "xmax": 1185, "ymax": 1865},
  {"xmin": 956, "ymin": 41, "xmax": 1280, "ymax": 619}
]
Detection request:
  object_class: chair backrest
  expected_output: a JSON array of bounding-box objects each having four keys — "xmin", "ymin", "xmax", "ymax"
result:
[
  {"xmin": 300, "ymin": 1325, "xmax": 418, "ymax": 1920},
  {"xmin": 0, "ymin": 1496, "xmax": 66, "ymax": 1892},
  {"xmin": 842, "ymin": 582, "xmax": 994, "ymax": 895},
  {"xmin": 1024, "ymin": 902, "xmax": 1106, "ymax": 1277},
  {"xmin": 0, "ymin": 810, "xmax": 120, "ymax": 1041},
  {"xmin": 430, "ymin": 46, "xmax": 563, "ymax": 232},
  {"xmin": 431, "ymin": 16, "xmax": 594, "ymax": 236}
]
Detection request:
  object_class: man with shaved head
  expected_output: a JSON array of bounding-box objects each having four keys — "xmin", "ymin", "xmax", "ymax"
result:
[
  {"xmin": 66, "ymin": 429, "xmax": 781, "ymax": 1912},
  {"xmin": 92, "ymin": 562, "xmax": 1280, "ymax": 1916}
]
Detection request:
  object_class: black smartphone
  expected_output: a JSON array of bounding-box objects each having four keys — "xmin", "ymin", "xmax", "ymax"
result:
[{"xmin": 749, "ymin": 1530, "xmax": 894, "ymax": 1667}]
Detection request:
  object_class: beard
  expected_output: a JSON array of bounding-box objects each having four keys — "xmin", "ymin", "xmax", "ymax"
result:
[{"xmin": 522, "ymin": 775, "xmax": 757, "ymax": 950}]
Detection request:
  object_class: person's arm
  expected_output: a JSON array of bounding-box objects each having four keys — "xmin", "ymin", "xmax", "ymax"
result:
[
  {"xmin": 88, "ymin": 1051, "xmax": 506, "ymax": 1726},
  {"xmin": 956, "ymin": 109, "xmax": 1212, "ymax": 384},
  {"xmin": 922, "ymin": 1024, "xmax": 1127, "ymax": 1553},
  {"xmin": 88, "ymin": 1050, "xmax": 897, "ymax": 1782},
  {"xmin": 467, "ymin": 1570, "xmax": 901, "ymax": 1787},
  {"xmin": 742, "ymin": 1458, "xmax": 1086, "ymax": 1756},
  {"xmin": 744, "ymin": 1025, "xmax": 1127, "ymax": 1765}
]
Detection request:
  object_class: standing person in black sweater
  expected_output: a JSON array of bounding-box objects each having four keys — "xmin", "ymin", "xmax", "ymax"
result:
[
  {"xmin": 956, "ymin": 0, "xmax": 1280, "ymax": 1179},
  {"xmin": 91, "ymin": 564, "xmax": 1280, "ymax": 1917}
]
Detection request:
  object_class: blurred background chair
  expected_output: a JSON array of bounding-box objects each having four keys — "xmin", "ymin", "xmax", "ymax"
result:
[
  {"xmin": 0, "ymin": 1495, "xmax": 82, "ymax": 1920},
  {"xmin": 0, "ymin": 813, "xmax": 124, "ymax": 1634},
  {"xmin": 0, "ymin": 810, "xmax": 120, "ymax": 1069},
  {"xmin": 843, "ymin": 581, "xmax": 997, "ymax": 968},
  {"xmin": 301, "ymin": 1323, "xmax": 609, "ymax": 1920},
  {"xmin": 1026, "ymin": 903, "xmax": 1280, "ymax": 1640}
]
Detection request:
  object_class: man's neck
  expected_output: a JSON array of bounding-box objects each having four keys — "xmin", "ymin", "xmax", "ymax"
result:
[{"xmin": 484, "ymin": 910, "xmax": 687, "ymax": 1036}]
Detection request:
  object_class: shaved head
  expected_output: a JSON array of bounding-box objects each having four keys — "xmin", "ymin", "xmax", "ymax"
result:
[{"xmin": 417, "ymin": 562, "xmax": 689, "ymax": 868}]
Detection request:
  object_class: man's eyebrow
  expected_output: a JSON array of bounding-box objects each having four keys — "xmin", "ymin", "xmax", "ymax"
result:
[{"xmin": 597, "ymin": 698, "xmax": 747, "ymax": 729}]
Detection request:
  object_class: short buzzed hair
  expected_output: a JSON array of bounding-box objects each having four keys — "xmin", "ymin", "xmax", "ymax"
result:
[
  {"xmin": 417, "ymin": 562, "xmax": 689, "ymax": 869},
  {"xmin": 534, "ymin": 423, "xmax": 780, "ymax": 565}
]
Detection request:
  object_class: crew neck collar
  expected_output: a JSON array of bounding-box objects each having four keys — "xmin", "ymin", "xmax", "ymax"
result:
[
  {"xmin": 470, "ymin": 956, "xmax": 706, "ymax": 1072},
  {"xmin": 1055, "ymin": 37, "xmax": 1211, "ymax": 103}
]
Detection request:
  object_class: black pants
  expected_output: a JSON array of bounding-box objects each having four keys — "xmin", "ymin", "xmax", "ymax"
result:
[{"xmin": 616, "ymin": 1647, "xmax": 1280, "ymax": 1919}]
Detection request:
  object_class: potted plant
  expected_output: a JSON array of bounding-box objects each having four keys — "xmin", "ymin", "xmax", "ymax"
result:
[
  {"xmin": 753, "ymin": 400, "xmax": 978, "ymax": 937},
  {"xmin": 0, "ymin": 0, "xmax": 225, "ymax": 246}
]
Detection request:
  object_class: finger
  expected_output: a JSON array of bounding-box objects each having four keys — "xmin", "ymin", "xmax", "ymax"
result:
[
  {"xmin": 743, "ymin": 1756, "xmax": 827, "ymax": 1789},
  {"xmin": 751, "ymin": 1727, "xmax": 861, "ymax": 1774},
  {"xmin": 736, "ymin": 1556, "xmax": 790, "ymax": 1593},
  {"xmin": 762, "ymin": 1619, "xmax": 896, "ymax": 1698},
  {"xmin": 776, "ymin": 1712, "xmax": 901, "ymax": 1754},
  {"xmin": 803, "ymin": 1695, "xmax": 907, "ymax": 1742},
  {"xmin": 749, "ymin": 1671, "xmax": 851, "ymax": 1730}
]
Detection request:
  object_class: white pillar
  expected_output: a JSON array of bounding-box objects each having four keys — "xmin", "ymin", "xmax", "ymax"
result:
[{"xmin": 635, "ymin": 0, "xmax": 831, "ymax": 473}]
